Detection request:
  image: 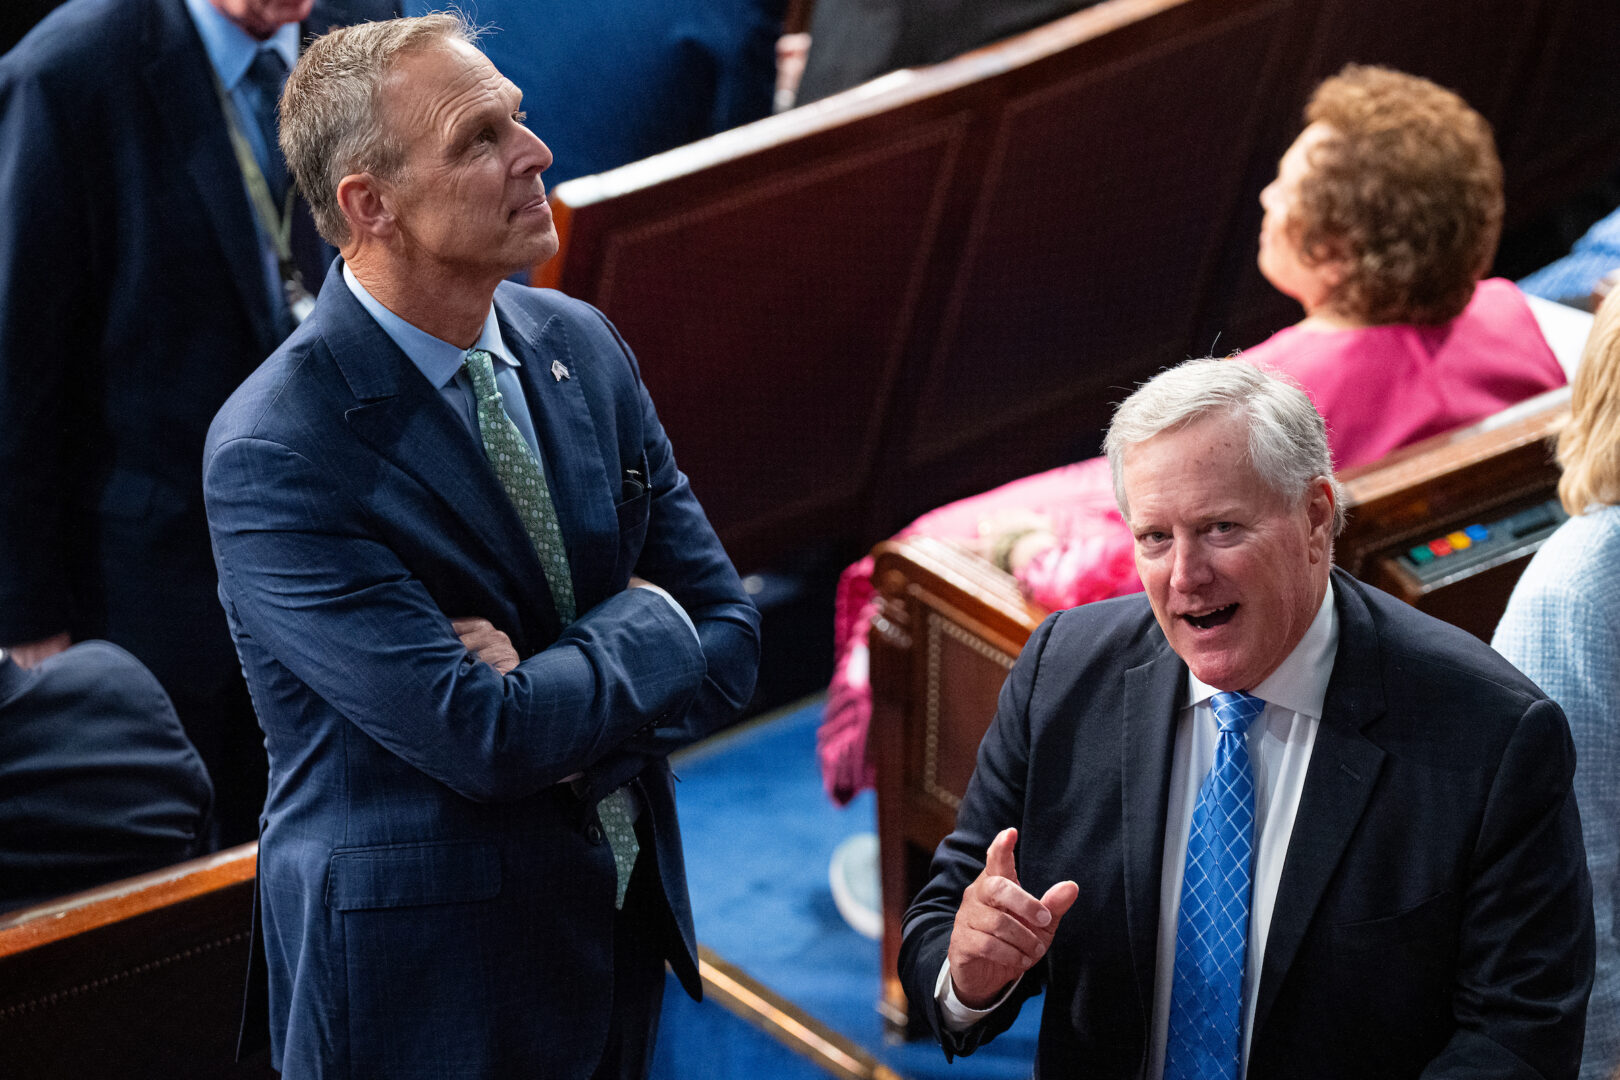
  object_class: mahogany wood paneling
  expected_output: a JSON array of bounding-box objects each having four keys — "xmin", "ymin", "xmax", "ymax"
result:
[{"xmin": 534, "ymin": 0, "xmax": 1617, "ymax": 574}]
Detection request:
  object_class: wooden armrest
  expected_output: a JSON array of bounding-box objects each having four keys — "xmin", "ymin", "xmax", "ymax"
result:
[
  {"xmin": 871, "ymin": 534, "xmax": 1046, "ymax": 652},
  {"xmin": 1335, "ymin": 387, "xmax": 1568, "ymax": 575}
]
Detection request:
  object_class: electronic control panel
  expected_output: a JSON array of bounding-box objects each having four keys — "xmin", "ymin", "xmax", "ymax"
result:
[{"xmin": 1393, "ymin": 496, "xmax": 1568, "ymax": 588}]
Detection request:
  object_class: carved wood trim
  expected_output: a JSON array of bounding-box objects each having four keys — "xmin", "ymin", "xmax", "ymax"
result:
[{"xmin": 922, "ymin": 612, "xmax": 1016, "ymax": 812}]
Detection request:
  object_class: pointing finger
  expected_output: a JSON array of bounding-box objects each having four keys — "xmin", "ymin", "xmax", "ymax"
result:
[{"xmin": 984, "ymin": 827, "xmax": 1020, "ymax": 886}]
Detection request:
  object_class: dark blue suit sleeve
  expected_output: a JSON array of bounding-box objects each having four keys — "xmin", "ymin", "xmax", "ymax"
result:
[
  {"xmin": 899, "ymin": 613, "xmax": 1056, "ymax": 1058},
  {"xmin": 0, "ymin": 61, "xmax": 89, "ymax": 642},
  {"xmin": 570, "ymin": 306, "xmax": 761, "ymax": 798},
  {"xmin": 1423, "ymin": 696, "xmax": 1594, "ymax": 1079},
  {"xmin": 206, "ymin": 433, "xmax": 716, "ymax": 803}
]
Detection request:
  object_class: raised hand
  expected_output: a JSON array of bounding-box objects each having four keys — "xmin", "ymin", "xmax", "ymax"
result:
[{"xmin": 946, "ymin": 827, "xmax": 1079, "ymax": 1009}]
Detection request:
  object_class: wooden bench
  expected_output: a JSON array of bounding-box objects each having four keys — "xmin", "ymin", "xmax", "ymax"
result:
[
  {"xmin": 865, "ymin": 387, "xmax": 1570, "ymax": 1032},
  {"xmin": 0, "ymin": 844, "xmax": 270, "ymax": 1079},
  {"xmin": 534, "ymin": 0, "xmax": 1620, "ymax": 574}
]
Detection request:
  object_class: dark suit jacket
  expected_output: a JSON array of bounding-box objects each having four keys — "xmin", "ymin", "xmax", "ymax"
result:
[
  {"xmin": 899, "ymin": 568, "xmax": 1594, "ymax": 1078},
  {"xmin": 404, "ymin": 0, "xmax": 785, "ymax": 186},
  {"xmin": 0, "ymin": 0, "xmax": 387, "ymax": 704},
  {"xmin": 203, "ymin": 262, "xmax": 760, "ymax": 1078},
  {"xmin": 0, "ymin": 641, "xmax": 212, "ymax": 912},
  {"xmin": 797, "ymin": 0, "xmax": 1099, "ymax": 104}
]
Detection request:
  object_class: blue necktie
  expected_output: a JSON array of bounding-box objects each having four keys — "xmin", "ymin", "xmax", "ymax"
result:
[
  {"xmin": 241, "ymin": 47, "xmax": 290, "ymax": 204},
  {"xmin": 1164, "ymin": 690, "xmax": 1264, "ymax": 1080}
]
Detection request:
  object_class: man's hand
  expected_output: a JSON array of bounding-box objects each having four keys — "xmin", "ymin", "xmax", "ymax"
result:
[
  {"xmin": 946, "ymin": 827, "xmax": 1079, "ymax": 1009},
  {"xmin": 5, "ymin": 631, "xmax": 71, "ymax": 669},
  {"xmin": 451, "ymin": 617, "xmax": 517, "ymax": 675}
]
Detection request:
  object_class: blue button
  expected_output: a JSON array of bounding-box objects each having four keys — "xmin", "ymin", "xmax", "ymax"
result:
[{"xmin": 1464, "ymin": 524, "xmax": 1489, "ymax": 542}]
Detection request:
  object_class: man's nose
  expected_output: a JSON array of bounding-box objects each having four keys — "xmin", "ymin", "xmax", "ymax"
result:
[
  {"xmin": 513, "ymin": 125, "xmax": 553, "ymax": 177},
  {"xmin": 1169, "ymin": 540, "xmax": 1213, "ymax": 593}
]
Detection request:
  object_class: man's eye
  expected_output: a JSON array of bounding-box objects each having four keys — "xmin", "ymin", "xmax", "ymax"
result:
[
  {"xmin": 512, "ymin": 111, "xmax": 527, "ymax": 124},
  {"xmin": 1211, "ymin": 521, "xmax": 1236, "ymax": 534}
]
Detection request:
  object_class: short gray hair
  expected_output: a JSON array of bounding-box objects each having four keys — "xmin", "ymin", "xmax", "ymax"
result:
[
  {"xmin": 1103, "ymin": 358, "xmax": 1346, "ymax": 535},
  {"xmin": 280, "ymin": 13, "xmax": 484, "ymax": 247}
]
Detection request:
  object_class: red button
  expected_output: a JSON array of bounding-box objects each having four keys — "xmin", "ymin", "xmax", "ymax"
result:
[{"xmin": 1427, "ymin": 538, "xmax": 1453, "ymax": 557}]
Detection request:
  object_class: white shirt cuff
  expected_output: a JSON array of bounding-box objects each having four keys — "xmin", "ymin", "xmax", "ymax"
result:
[
  {"xmin": 934, "ymin": 958, "xmax": 1019, "ymax": 1031},
  {"xmin": 633, "ymin": 581, "xmax": 699, "ymax": 643}
]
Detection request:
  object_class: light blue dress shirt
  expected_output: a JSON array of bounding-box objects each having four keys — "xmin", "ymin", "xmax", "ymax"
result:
[
  {"xmin": 182, "ymin": 0, "xmax": 298, "ymax": 319},
  {"xmin": 342, "ymin": 263, "xmax": 544, "ymax": 460}
]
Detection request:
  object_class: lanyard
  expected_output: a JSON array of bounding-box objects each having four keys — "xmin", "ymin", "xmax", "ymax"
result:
[{"xmin": 209, "ymin": 63, "xmax": 315, "ymax": 324}]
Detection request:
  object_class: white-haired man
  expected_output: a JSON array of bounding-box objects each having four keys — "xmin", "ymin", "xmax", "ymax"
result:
[{"xmin": 900, "ymin": 358, "xmax": 1593, "ymax": 1078}]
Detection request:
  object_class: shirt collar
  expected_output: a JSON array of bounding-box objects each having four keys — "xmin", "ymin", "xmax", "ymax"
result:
[
  {"xmin": 342, "ymin": 262, "xmax": 519, "ymax": 389},
  {"xmin": 183, "ymin": 0, "xmax": 299, "ymax": 91},
  {"xmin": 1184, "ymin": 579, "xmax": 1339, "ymax": 719}
]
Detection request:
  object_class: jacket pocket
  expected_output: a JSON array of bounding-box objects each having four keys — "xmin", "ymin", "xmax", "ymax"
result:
[
  {"xmin": 324, "ymin": 839, "xmax": 501, "ymax": 911},
  {"xmin": 1330, "ymin": 888, "xmax": 1456, "ymax": 950}
]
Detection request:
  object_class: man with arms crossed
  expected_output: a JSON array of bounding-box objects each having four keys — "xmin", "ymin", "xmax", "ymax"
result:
[
  {"xmin": 899, "ymin": 359, "xmax": 1593, "ymax": 1077},
  {"xmin": 203, "ymin": 15, "xmax": 759, "ymax": 1079}
]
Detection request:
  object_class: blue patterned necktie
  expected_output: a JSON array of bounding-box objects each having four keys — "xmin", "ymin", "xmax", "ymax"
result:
[
  {"xmin": 240, "ymin": 46, "xmax": 290, "ymax": 204},
  {"xmin": 1164, "ymin": 690, "xmax": 1264, "ymax": 1080},
  {"xmin": 462, "ymin": 348, "xmax": 638, "ymax": 908}
]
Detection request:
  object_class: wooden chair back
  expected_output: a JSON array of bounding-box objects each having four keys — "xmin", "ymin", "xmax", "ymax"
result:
[{"xmin": 0, "ymin": 844, "xmax": 270, "ymax": 1079}]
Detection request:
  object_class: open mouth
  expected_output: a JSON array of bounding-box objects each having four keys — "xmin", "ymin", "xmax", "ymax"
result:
[{"xmin": 1183, "ymin": 604, "xmax": 1237, "ymax": 630}]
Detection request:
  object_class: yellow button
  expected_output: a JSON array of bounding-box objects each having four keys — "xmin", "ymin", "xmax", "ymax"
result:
[{"xmin": 1445, "ymin": 531, "xmax": 1472, "ymax": 550}]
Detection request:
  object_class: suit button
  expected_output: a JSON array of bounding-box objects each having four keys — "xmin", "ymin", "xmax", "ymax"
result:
[{"xmin": 585, "ymin": 823, "xmax": 603, "ymax": 844}]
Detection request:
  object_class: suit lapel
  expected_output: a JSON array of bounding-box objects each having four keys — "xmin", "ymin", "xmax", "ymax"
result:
[
  {"xmin": 142, "ymin": 0, "xmax": 279, "ymax": 356},
  {"xmin": 1122, "ymin": 643, "xmax": 1186, "ymax": 1030},
  {"xmin": 318, "ymin": 269, "xmax": 557, "ymax": 630},
  {"xmin": 1251, "ymin": 571, "xmax": 1387, "ymax": 1038},
  {"xmin": 495, "ymin": 291, "xmax": 617, "ymax": 609}
]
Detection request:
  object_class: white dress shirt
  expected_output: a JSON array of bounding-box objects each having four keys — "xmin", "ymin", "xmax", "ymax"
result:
[{"xmin": 939, "ymin": 583, "xmax": 1339, "ymax": 1079}]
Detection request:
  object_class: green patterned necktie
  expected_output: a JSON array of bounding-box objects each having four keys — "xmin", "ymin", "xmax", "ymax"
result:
[
  {"xmin": 461, "ymin": 348, "xmax": 638, "ymax": 908},
  {"xmin": 462, "ymin": 348, "xmax": 576, "ymax": 622}
]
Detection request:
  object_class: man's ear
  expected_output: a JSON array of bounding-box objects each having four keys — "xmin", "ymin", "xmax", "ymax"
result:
[
  {"xmin": 1305, "ymin": 476, "xmax": 1336, "ymax": 563},
  {"xmin": 336, "ymin": 173, "xmax": 394, "ymax": 241}
]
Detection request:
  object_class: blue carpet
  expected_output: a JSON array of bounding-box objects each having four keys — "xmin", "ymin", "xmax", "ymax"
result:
[{"xmin": 652, "ymin": 699, "xmax": 1042, "ymax": 1079}]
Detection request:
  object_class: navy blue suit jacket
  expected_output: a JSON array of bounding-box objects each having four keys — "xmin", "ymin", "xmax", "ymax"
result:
[
  {"xmin": 406, "ymin": 0, "xmax": 784, "ymax": 186},
  {"xmin": 899, "ymin": 569, "xmax": 1594, "ymax": 1078},
  {"xmin": 203, "ymin": 262, "xmax": 760, "ymax": 1078},
  {"xmin": 0, "ymin": 0, "xmax": 387, "ymax": 702},
  {"xmin": 0, "ymin": 641, "xmax": 212, "ymax": 912}
]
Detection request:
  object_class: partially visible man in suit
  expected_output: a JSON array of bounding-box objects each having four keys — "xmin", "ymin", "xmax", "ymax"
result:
[
  {"xmin": 0, "ymin": 0, "xmax": 391, "ymax": 847},
  {"xmin": 795, "ymin": 0, "xmax": 1099, "ymax": 104},
  {"xmin": 0, "ymin": 641, "xmax": 213, "ymax": 913},
  {"xmin": 203, "ymin": 14, "xmax": 759, "ymax": 1078},
  {"xmin": 900, "ymin": 359, "xmax": 1594, "ymax": 1078}
]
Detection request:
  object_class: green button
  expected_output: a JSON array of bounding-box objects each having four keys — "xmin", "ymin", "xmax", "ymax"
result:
[{"xmin": 1408, "ymin": 545, "xmax": 1435, "ymax": 564}]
